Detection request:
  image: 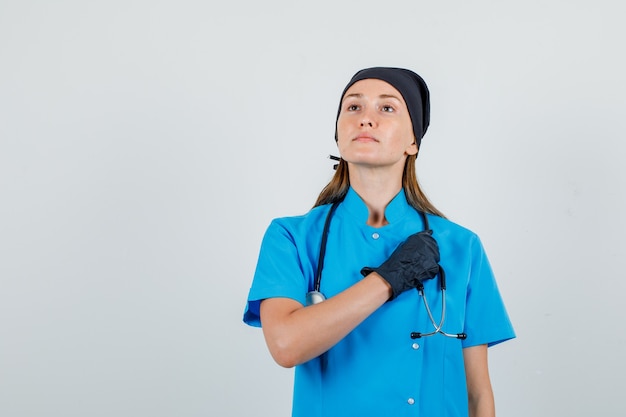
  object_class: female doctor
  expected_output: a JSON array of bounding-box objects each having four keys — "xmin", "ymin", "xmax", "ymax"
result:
[{"xmin": 244, "ymin": 67, "xmax": 515, "ymax": 417}]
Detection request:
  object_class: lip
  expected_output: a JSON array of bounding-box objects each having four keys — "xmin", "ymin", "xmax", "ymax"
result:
[{"xmin": 353, "ymin": 134, "xmax": 378, "ymax": 142}]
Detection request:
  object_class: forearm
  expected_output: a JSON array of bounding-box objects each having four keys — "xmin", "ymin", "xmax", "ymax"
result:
[
  {"xmin": 260, "ymin": 272, "xmax": 392, "ymax": 368},
  {"xmin": 464, "ymin": 344, "xmax": 495, "ymax": 417},
  {"xmin": 468, "ymin": 389, "xmax": 495, "ymax": 417}
]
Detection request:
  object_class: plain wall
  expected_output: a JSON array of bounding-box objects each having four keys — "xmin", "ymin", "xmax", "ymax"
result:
[{"xmin": 1, "ymin": 0, "xmax": 625, "ymax": 416}]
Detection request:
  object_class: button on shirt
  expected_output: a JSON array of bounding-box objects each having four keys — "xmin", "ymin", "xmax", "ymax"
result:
[{"xmin": 244, "ymin": 187, "xmax": 515, "ymax": 417}]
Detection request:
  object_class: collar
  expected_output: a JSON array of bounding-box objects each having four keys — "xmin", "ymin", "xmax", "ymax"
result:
[{"xmin": 340, "ymin": 187, "xmax": 412, "ymax": 225}]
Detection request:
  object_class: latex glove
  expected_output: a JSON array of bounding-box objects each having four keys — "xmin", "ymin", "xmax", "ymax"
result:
[{"xmin": 361, "ymin": 231, "xmax": 440, "ymax": 300}]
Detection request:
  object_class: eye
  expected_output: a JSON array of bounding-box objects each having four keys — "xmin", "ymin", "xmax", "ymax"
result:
[
  {"xmin": 347, "ymin": 104, "xmax": 360, "ymax": 111},
  {"xmin": 381, "ymin": 105, "xmax": 395, "ymax": 113}
]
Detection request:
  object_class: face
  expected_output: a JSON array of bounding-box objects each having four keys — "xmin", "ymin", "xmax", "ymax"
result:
[{"xmin": 336, "ymin": 78, "xmax": 417, "ymax": 169}]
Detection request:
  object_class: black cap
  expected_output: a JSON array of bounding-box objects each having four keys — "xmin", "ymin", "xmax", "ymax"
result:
[{"xmin": 335, "ymin": 67, "xmax": 430, "ymax": 149}]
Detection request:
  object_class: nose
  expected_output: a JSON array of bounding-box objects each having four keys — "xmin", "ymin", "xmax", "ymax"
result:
[{"xmin": 360, "ymin": 111, "xmax": 376, "ymax": 128}]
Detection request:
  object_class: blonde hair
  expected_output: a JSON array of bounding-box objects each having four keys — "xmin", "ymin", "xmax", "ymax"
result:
[{"xmin": 313, "ymin": 155, "xmax": 445, "ymax": 218}]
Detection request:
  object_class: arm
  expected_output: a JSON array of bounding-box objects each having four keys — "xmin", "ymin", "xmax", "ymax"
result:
[
  {"xmin": 463, "ymin": 344, "xmax": 495, "ymax": 417},
  {"xmin": 260, "ymin": 272, "xmax": 392, "ymax": 368}
]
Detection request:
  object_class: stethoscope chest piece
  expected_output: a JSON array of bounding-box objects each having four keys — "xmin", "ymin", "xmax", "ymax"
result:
[{"xmin": 306, "ymin": 291, "xmax": 326, "ymax": 306}]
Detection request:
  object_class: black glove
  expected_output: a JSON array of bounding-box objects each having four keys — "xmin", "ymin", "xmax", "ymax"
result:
[{"xmin": 361, "ymin": 231, "xmax": 440, "ymax": 300}]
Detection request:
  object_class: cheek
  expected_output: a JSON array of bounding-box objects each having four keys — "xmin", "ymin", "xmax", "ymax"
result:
[
  {"xmin": 336, "ymin": 115, "xmax": 347, "ymax": 134},
  {"xmin": 336, "ymin": 137, "xmax": 349, "ymax": 155},
  {"xmin": 400, "ymin": 121, "xmax": 416, "ymax": 146},
  {"xmin": 335, "ymin": 120, "xmax": 352, "ymax": 145}
]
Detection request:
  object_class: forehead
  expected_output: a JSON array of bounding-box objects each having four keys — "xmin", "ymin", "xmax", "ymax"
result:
[{"xmin": 342, "ymin": 78, "xmax": 405, "ymax": 102}]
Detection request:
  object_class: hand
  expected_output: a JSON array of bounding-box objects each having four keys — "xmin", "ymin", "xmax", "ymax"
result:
[{"xmin": 361, "ymin": 231, "xmax": 440, "ymax": 300}]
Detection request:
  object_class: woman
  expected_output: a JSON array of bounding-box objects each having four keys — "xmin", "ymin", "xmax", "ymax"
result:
[{"xmin": 244, "ymin": 67, "xmax": 515, "ymax": 417}]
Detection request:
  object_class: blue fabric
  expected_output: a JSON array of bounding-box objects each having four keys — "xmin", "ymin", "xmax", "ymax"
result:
[{"xmin": 244, "ymin": 188, "xmax": 515, "ymax": 417}]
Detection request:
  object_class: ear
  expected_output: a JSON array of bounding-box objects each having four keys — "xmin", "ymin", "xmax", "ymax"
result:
[{"xmin": 405, "ymin": 139, "xmax": 418, "ymax": 156}]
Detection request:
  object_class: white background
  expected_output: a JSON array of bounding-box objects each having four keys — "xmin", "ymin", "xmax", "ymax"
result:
[{"xmin": 1, "ymin": 1, "xmax": 625, "ymax": 416}]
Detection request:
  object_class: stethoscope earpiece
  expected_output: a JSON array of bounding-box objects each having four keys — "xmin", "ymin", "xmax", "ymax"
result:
[{"xmin": 329, "ymin": 155, "xmax": 340, "ymax": 170}]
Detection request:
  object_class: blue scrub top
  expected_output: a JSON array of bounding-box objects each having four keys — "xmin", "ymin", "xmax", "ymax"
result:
[{"xmin": 244, "ymin": 188, "xmax": 515, "ymax": 417}]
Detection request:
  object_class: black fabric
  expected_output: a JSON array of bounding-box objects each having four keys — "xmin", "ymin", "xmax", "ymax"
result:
[
  {"xmin": 361, "ymin": 231, "xmax": 440, "ymax": 300},
  {"xmin": 335, "ymin": 67, "xmax": 430, "ymax": 150}
]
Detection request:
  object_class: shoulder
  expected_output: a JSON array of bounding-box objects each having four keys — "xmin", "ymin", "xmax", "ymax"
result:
[
  {"xmin": 265, "ymin": 204, "xmax": 333, "ymax": 239},
  {"xmin": 270, "ymin": 204, "xmax": 331, "ymax": 228},
  {"xmin": 426, "ymin": 215, "xmax": 490, "ymax": 263},
  {"xmin": 427, "ymin": 215, "xmax": 481, "ymax": 243}
]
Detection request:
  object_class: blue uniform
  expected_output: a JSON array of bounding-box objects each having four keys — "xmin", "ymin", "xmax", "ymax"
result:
[{"xmin": 244, "ymin": 188, "xmax": 515, "ymax": 417}]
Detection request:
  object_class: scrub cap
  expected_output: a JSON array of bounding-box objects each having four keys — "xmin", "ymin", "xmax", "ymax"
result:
[{"xmin": 335, "ymin": 67, "xmax": 430, "ymax": 150}]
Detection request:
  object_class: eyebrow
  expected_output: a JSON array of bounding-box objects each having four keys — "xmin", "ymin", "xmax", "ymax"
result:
[{"xmin": 343, "ymin": 93, "xmax": 403, "ymax": 102}]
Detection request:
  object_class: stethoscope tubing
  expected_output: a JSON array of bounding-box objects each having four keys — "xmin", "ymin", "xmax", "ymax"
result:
[{"xmin": 310, "ymin": 199, "xmax": 466, "ymax": 340}]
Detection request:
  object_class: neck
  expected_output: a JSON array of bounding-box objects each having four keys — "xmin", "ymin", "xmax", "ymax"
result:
[{"xmin": 348, "ymin": 165, "xmax": 403, "ymax": 227}]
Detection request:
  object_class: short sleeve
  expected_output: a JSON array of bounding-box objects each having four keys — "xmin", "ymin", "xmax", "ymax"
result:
[
  {"xmin": 243, "ymin": 219, "xmax": 310, "ymax": 327},
  {"xmin": 462, "ymin": 235, "xmax": 515, "ymax": 348}
]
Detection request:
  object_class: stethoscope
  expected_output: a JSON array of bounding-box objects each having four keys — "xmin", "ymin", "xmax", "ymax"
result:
[{"xmin": 306, "ymin": 201, "xmax": 467, "ymax": 340}]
